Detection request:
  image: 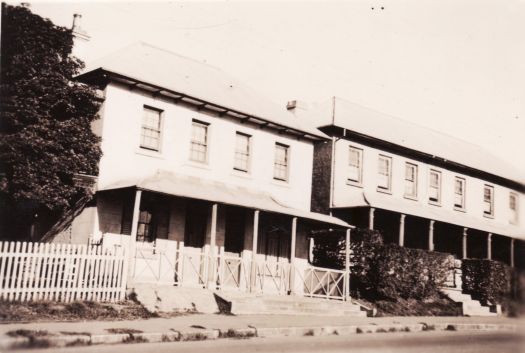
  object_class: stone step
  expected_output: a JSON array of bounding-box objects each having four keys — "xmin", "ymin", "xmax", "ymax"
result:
[{"xmin": 440, "ymin": 287, "xmax": 497, "ymax": 317}]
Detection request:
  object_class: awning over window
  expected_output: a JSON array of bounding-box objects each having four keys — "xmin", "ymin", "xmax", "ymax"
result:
[
  {"xmin": 335, "ymin": 191, "xmax": 524, "ymax": 240},
  {"xmin": 99, "ymin": 170, "xmax": 352, "ymax": 228}
]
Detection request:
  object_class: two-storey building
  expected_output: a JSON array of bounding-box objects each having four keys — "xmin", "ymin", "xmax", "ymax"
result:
[
  {"xmin": 303, "ymin": 97, "xmax": 525, "ymax": 266},
  {"xmin": 63, "ymin": 43, "xmax": 351, "ymax": 298}
]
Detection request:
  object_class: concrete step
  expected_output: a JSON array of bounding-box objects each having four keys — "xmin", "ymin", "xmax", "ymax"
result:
[
  {"xmin": 440, "ymin": 288, "xmax": 498, "ymax": 317},
  {"xmin": 218, "ymin": 292, "xmax": 368, "ymax": 317}
]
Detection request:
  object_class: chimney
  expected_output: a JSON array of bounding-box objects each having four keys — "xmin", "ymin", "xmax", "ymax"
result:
[
  {"xmin": 286, "ymin": 100, "xmax": 309, "ymax": 113},
  {"xmin": 72, "ymin": 14, "xmax": 90, "ymax": 41},
  {"xmin": 71, "ymin": 13, "xmax": 90, "ymax": 61}
]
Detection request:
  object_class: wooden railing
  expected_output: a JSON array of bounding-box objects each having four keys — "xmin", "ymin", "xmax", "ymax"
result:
[
  {"xmin": 294, "ymin": 264, "xmax": 348, "ymax": 300},
  {"xmin": 0, "ymin": 241, "xmax": 127, "ymax": 302}
]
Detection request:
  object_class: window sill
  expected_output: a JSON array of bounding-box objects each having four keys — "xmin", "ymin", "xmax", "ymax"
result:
[
  {"xmin": 231, "ymin": 170, "xmax": 252, "ymax": 180},
  {"xmin": 454, "ymin": 207, "xmax": 466, "ymax": 213},
  {"xmin": 346, "ymin": 180, "xmax": 363, "ymax": 188},
  {"xmin": 135, "ymin": 148, "xmax": 164, "ymax": 159},
  {"xmin": 183, "ymin": 161, "xmax": 212, "ymax": 171},
  {"xmin": 483, "ymin": 213, "xmax": 495, "ymax": 219},
  {"xmin": 376, "ymin": 187, "xmax": 392, "ymax": 195},
  {"xmin": 403, "ymin": 195, "xmax": 418, "ymax": 201},
  {"xmin": 428, "ymin": 200, "xmax": 442, "ymax": 207},
  {"xmin": 272, "ymin": 178, "xmax": 290, "ymax": 188}
]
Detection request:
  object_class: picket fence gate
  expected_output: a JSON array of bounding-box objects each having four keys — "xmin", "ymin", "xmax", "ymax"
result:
[{"xmin": 0, "ymin": 241, "xmax": 128, "ymax": 302}]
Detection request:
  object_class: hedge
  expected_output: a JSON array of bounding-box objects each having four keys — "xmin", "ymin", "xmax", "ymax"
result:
[
  {"xmin": 312, "ymin": 228, "xmax": 455, "ymax": 300},
  {"xmin": 462, "ymin": 259, "xmax": 514, "ymax": 305},
  {"xmin": 373, "ymin": 244, "xmax": 455, "ymax": 300}
]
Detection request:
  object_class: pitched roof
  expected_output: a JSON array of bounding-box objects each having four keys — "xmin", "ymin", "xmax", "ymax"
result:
[
  {"xmin": 78, "ymin": 42, "xmax": 326, "ymax": 139},
  {"xmin": 309, "ymin": 97, "xmax": 525, "ymax": 186}
]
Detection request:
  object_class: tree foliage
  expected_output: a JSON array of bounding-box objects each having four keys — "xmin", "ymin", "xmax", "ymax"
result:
[{"xmin": 0, "ymin": 4, "xmax": 101, "ymax": 218}]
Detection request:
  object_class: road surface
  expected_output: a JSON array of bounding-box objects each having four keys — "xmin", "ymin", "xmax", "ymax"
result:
[{"xmin": 28, "ymin": 330, "xmax": 524, "ymax": 353}]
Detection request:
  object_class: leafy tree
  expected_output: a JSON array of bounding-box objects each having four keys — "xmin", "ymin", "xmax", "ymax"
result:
[{"xmin": 0, "ymin": 4, "xmax": 101, "ymax": 239}]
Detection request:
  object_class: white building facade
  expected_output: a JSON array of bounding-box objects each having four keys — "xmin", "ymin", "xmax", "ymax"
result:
[
  {"xmin": 64, "ymin": 43, "xmax": 352, "ymax": 299},
  {"xmin": 305, "ymin": 97, "xmax": 525, "ymax": 266}
]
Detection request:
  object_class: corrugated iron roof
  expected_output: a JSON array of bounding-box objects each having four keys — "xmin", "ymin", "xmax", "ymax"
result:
[
  {"xmin": 310, "ymin": 97, "xmax": 525, "ymax": 186},
  {"xmin": 334, "ymin": 191, "xmax": 524, "ymax": 240},
  {"xmin": 79, "ymin": 42, "xmax": 327, "ymax": 139},
  {"xmin": 99, "ymin": 170, "xmax": 352, "ymax": 228}
]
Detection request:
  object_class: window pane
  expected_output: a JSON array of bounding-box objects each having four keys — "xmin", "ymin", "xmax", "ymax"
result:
[
  {"xmin": 429, "ymin": 171, "xmax": 441, "ymax": 202},
  {"xmin": 378, "ymin": 156, "xmax": 391, "ymax": 190},
  {"xmin": 190, "ymin": 121, "xmax": 208, "ymax": 163},
  {"xmin": 348, "ymin": 147, "xmax": 362, "ymax": 182},
  {"xmin": 234, "ymin": 133, "xmax": 250, "ymax": 171},
  {"xmin": 140, "ymin": 107, "xmax": 161, "ymax": 151},
  {"xmin": 274, "ymin": 144, "xmax": 289, "ymax": 180},
  {"xmin": 484, "ymin": 186, "xmax": 493, "ymax": 215},
  {"xmin": 404, "ymin": 164, "xmax": 417, "ymax": 197}
]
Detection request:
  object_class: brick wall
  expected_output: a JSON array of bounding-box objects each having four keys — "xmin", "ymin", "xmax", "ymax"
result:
[{"xmin": 311, "ymin": 140, "xmax": 333, "ymax": 214}]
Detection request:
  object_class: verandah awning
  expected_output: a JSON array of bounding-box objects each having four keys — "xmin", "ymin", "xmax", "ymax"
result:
[
  {"xmin": 334, "ymin": 191, "xmax": 524, "ymax": 240},
  {"xmin": 98, "ymin": 170, "xmax": 352, "ymax": 228}
]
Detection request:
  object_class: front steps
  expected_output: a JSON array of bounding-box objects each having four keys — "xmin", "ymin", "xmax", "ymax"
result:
[
  {"xmin": 441, "ymin": 288, "xmax": 498, "ymax": 317},
  {"xmin": 216, "ymin": 292, "xmax": 368, "ymax": 317},
  {"xmin": 131, "ymin": 284, "xmax": 219, "ymax": 313}
]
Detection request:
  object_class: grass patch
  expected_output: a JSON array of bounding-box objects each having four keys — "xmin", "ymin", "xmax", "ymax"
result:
[
  {"xmin": 122, "ymin": 335, "xmax": 149, "ymax": 344},
  {"xmin": 303, "ymin": 329, "xmax": 315, "ymax": 336},
  {"xmin": 0, "ymin": 299, "xmax": 157, "ymax": 323},
  {"xmin": 355, "ymin": 328, "xmax": 363, "ymax": 334},
  {"xmin": 361, "ymin": 294, "xmax": 463, "ymax": 317},
  {"xmin": 59, "ymin": 331, "xmax": 90, "ymax": 336},
  {"xmin": 6, "ymin": 329, "xmax": 50, "ymax": 338},
  {"xmin": 183, "ymin": 332, "xmax": 208, "ymax": 341},
  {"xmin": 376, "ymin": 328, "xmax": 387, "ymax": 333},
  {"xmin": 105, "ymin": 328, "xmax": 143, "ymax": 334},
  {"xmin": 445, "ymin": 324, "xmax": 457, "ymax": 331},
  {"xmin": 6, "ymin": 329, "xmax": 53, "ymax": 348},
  {"xmin": 221, "ymin": 329, "xmax": 255, "ymax": 339}
]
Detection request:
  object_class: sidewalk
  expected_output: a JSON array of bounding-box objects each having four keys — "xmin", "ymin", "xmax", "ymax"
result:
[{"xmin": 0, "ymin": 314, "xmax": 522, "ymax": 350}]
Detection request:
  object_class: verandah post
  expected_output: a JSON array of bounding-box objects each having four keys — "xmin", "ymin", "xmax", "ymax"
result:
[
  {"xmin": 428, "ymin": 220, "xmax": 435, "ymax": 251},
  {"xmin": 345, "ymin": 228, "xmax": 351, "ymax": 301},
  {"xmin": 398, "ymin": 214, "xmax": 406, "ymax": 247},
  {"xmin": 487, "ymin": 233, "xmax": 492, "ymax": 260},
  {"xmin": 289, "ymin": 217, "xmax": 297, "ymax": 295},
  {"xmin": 208, "ymin": 203, "xmax": 218, "ymax": 289},
  {"xmin": 462, "ymin": 228, "xmax": 468, "ymax": 259},
  {"xmin": 250, "ymin": 210, "xmax": 259, "ymax": 293},
  {"xmin": 128, "ymin": 189, "xmax": 142, "ymax": 279}
]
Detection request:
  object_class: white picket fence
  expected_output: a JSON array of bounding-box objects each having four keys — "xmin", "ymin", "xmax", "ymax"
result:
[{"xmin": 0, "ymin": 241, "xmax": 128, "ymax": 302}]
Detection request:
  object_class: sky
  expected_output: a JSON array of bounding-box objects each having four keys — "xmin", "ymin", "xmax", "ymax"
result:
[{"xmin": 12, "ymin": 0, "xmax": 525, "ymax": 174}]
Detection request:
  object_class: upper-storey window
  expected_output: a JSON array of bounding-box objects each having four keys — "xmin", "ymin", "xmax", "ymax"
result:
[
  {"xmin": 428, "ymin": 169, "xmax": 441, "ymax": 204},
  {"xmin": 140, "ymin": 106, "xmax": 162, "ymax": 151},
  {"xmin": 404, "ymin": 163, "xmax": 418, "ymax": 199},
  {"xmin": 377, "ymin": 155, "xmax": 392, "ymax": 192},
  {"xmin": 509, "ymin": 192, "xmax": 518, "ymax": 224},
  {"xmin": 483, "ymin": 185, "xmax": 494, "ymax": 217},
  {"xmin": 454, "ymin": 177, "xmax": 466, "ymax": 210},
  {"xmin": 348, "ymin": 146, "xmax": 363, "ymax": 185},
  {"xmin": 274, "ymin": 143, "xmax": 289, "ymax": 181},
  {"xmin": 234, "ymin": 132, "xmax": 251, "ymax": 172},
  {"xmin": 190, "ymin": 120, "xmax": 209, "ymax": 163}
]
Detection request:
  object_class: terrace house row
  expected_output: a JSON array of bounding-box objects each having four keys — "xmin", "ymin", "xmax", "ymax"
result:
[
  {"xmin": 298, "ymin": 97, "xmax": 525, "ymax": 267},
  {"xmin": 46, "ymin": 41, "xmax": 524, "ymax": 301},
  {"xmin": 62, "ymin": 42, "xmax": 352, "ymax": 298}
]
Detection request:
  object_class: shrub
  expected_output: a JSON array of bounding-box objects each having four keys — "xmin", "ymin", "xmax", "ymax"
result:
[
  {"xmin": 312, "ymin": 228, "xmax": 454, "ymax": 300},
  {"xmin": 462, "ymin": 259, "xmax": 513, "ymax": 305},
  {"xmin": 373, "ymin": 244, "xmax": 455, "ymax": 300}
]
